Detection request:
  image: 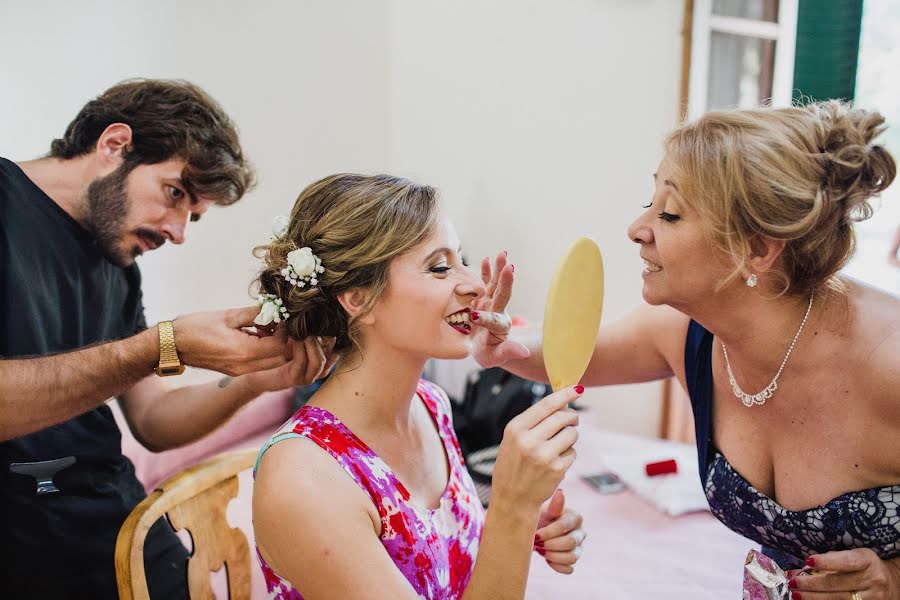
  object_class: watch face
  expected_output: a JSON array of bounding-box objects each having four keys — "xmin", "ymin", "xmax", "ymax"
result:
[{"xmin": 157, "ymin": 364, "xmax": 185, "ymax": 376}]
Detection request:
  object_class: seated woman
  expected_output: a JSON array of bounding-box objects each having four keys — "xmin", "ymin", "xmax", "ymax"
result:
[
  {"xmin": 251, "ymin": 174, "xmax": 586, "ymax": 599},
  {"xmin": 480, "ymin": 101, "xmax": 900, "ymax": 598}
]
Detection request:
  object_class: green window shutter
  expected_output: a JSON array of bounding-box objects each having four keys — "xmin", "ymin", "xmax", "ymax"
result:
[{"xmin": 792, "ymin": 0, "xmax": 864, "ymax": 103}]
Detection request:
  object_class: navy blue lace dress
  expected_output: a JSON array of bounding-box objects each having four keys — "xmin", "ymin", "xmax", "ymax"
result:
[{"xmin": 685, "ymin": 320, "xmax": 900, "ymax": 570}]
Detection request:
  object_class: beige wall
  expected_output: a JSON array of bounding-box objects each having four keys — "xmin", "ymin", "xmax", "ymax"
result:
[
  {"xmin": 384, "ymin": 0, "xmax": 684, "ymax": 434},
  {"xmin": 1, "ymin": 0, "xmax": 685, "ymax": 436}
]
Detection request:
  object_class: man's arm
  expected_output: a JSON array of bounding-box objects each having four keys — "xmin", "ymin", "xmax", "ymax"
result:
[
  {"xmin": 0, "ymin": 307, "xmax": 288, "ymax": 442},
  {"xmin": 118, "ymin": 336, "xmax": 334, "ymax": 452}
]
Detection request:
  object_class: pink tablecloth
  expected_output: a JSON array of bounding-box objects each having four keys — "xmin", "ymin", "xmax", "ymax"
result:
[{"xmin": 524, "ymin": 428, "xmax": 754, "ymax": 599}]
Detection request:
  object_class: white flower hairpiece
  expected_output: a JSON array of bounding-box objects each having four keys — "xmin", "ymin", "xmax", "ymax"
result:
[
  {"xmin": 255, "ymin": 293, "xmax": 289, "ymax": 326},
  {"xmin": 282, "ymin": 247, "xmax": 325, "ymax": 288},
  {"xmin": 271, "ymin": 215, "xmax": 290, "ymax": 240}
]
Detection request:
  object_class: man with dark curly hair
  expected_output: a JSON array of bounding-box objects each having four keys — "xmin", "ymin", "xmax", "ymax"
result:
[{"xmin": 0, "ymin": 79, "xmax": 331, "ymax": 598}]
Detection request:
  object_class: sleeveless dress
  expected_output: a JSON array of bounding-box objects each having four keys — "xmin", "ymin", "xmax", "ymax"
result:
[
  {"xmin": 254, "ymin": 379, "xmax": 486, "ymax": 599},
  {"xmin": 685, "ymin": 320, "xmax": 900, "ymax": 569}
]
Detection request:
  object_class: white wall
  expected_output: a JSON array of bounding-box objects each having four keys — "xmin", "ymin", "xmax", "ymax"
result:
[
  {"xmin": 385, "ymin": 0, "xmax": 684, "ymax": 434},
  {"xmin": 1, "ymin": 1, "xmax": 685, "ymax": 436}
]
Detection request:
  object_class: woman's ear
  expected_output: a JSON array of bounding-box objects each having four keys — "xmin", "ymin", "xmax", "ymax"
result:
[
  {"xmin": 746, "ymin": 235, "xmax": 786, "ymax": 275},
  {"xmin": 337, "ymin": 289, "xmax": 375, "ymax": 325}
]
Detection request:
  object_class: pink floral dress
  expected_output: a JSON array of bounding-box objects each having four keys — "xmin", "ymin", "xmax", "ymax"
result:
[{"xmin": 254, "ymin": 380, "xmax": 485, "ymax": 599}]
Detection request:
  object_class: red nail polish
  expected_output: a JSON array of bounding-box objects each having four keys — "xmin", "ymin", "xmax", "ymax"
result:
[
  {"xmin": 805, "ymin": 557, "xmax": 815, "ymax": 568},
  {"xmin": 574, "ymin": 385, "xmax": 584, "ymax": 394},
  {"xmin": 470, "ymin": 311, "xmax": 480, "ymax": 321},
  {"xmin": 788, "ymin": 579, "xmax": 797, "ymax": 590},
  {"xmin": 533, "ymin": 534, "xmax": 541, "ymax": 544},
  {"xmin": 791, "ymin": 592, "xmax": 801, "ymax": 600},
  {"xmin": 535, "ymin": 547, "xmax": 545, "ymax": 556}
]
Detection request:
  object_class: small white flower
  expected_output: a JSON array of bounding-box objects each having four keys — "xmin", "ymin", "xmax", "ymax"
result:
[
  {"xmin": 272, "ymin": 215, "xmax": 290, "ymax": 239},
  {"xmin": 287, "ymin": 247, "xmax": 317, "ymax": 277},
  {"xmin": 255, "ymin": 300, "xmax": 280, "ymax": 326},
  {"xmin": 255, "ymin": 293, "xmax": 290, "ymax": 326}
]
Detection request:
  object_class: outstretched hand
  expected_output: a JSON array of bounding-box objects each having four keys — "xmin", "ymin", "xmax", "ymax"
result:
[{"xmin": 470, "ymin": 251, "xmax": 530, "ymax": 368}]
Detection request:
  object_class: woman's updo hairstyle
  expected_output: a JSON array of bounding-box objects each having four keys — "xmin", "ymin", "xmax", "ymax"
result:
[
  {"xmin": 665, "ymin": 100, "xmax": 896, "ymax": 296},
  {"xmin": 253, "ymin": 174, "xmax": 439, "ymax": 355}
]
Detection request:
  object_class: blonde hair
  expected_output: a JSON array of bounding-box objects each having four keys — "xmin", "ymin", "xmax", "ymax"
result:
[
  {"xmin": 665, "ymin": 100, "xmax": 896, "ymax": 296},
  {"xmin": 254, "ymin": 174, "xmax": 439, "ymax": 354}
]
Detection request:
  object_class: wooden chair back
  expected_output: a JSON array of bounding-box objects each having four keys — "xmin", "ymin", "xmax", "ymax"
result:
[{"xmin": 115, "ymin": 447, "xmax": 258, "ymax": 599}]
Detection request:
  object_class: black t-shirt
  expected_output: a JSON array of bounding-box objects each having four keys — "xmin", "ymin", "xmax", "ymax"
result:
[{"xmin": 0, "ymin": 157, "xmax": 187, "ymax": 597}]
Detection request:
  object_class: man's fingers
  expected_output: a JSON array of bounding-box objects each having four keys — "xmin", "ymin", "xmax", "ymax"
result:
[
  {"xmin": 226, "ymin": 305, "xmax": 264, "ymax": 328},
  {"xmin": 303, "ymin": 337, "xmax": 327, "ymax": 383}
]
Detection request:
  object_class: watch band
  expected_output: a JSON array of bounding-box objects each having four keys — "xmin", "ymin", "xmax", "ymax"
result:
[{"xmin": 155, "ymin": 320, "xmax": 185, "ymax": 376}]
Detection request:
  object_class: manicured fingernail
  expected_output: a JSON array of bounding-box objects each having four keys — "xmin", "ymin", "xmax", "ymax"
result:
[
  {"xmin": 791, "ymin": 592, "xmax": 801, "ymax": 600},
  {"xmin": 574, "ymin": 385, "xmax": 584, "ymax": 394},
  {"xmin": 788, "ymin": 579, "xmax": 797, "ymax": 590},
  {"xmin": 510, "ymin": 264, "xmax": 515, "ymax": 273},
  {"xmin": 805, "ymin": 557, "xmax": 815, "ymax": 568},
  {"xmin": 534, "ymin": 534, "xmax": 542, "ymax": 544},
  {"xmin": 470, "ymin": 311, "xmax": 480, "ymax": 321},
  {"xmin": 535, "ymin": 547, "xmax": 545, "ymax": 556}
]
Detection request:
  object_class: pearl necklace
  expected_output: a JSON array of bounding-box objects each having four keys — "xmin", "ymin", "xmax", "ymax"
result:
[{"xmin": 722, "ymin": 293, "xmax": 814, "ymax": 407}]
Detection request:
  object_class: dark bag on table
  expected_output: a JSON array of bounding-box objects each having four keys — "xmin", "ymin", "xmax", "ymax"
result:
[{"xmin": 451, "ymin": 368, "xmax": 550, "ymax": 505}]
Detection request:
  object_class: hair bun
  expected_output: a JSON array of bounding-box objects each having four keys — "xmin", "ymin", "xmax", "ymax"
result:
[{"xmin": 811, "ymin": 101, "xmax": 897, "ymax": 221}]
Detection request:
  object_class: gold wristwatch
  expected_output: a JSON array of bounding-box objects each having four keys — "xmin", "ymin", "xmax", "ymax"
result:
[{"xmin": 155, "ymin": 320, "xmax": 185, "ymax": 376}]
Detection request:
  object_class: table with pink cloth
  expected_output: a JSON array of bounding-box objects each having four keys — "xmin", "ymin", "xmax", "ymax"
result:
[
  {"xmin": 121, "ymin": 399, "xmax": 753, "ymax": 598},
  {"xmin": 523, "ymin": 427, "xmax": 754, "ymax": 600}
]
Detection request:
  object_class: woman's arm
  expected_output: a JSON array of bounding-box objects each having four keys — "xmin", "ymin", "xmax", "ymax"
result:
[{"xmin": 477, "ymin": 302, "xmax": 689, "ymax": 388}]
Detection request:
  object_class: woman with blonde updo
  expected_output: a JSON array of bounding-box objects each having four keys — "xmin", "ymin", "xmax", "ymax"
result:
[
  {"xmin": 252, "ymin": 174, "xmax": 586, "ymax": 600},
  {"xmin": 476, "ymin": 101, "xmax": 900, "ymax": 598}
]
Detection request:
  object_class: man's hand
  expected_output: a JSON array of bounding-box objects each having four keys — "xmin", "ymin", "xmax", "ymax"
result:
[
  {"xmin": 173, "ymin": 306, "xmax": 291, "ymax": 376},
  {"xmin": 470, "ymin": 251, "xmax": 530, "ymax": 368},
  {"xmin": 533, "ymin": 489, "xmax": 585, "ymax": 575},
  {"xmin": 242, "ymin": 337, "xmax": 338, "ymax": 395}
]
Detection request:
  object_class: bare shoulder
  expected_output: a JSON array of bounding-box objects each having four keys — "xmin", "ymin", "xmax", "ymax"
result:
[
  {"xmin": 253, "ymin": 436, "xmax": 379, "ymax": 576},
  {"xmin": 844, "ymin": 280, "xmax": 900, "ymax": 409},
  {"xmin": 254, "ymin": 435, "xmax": 376, "ymax": 523}
]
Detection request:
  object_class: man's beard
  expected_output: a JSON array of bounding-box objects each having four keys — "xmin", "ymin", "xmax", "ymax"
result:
[{"xmin": 82, "ymin": 164, "xmax": 164, "ymax": 267}]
